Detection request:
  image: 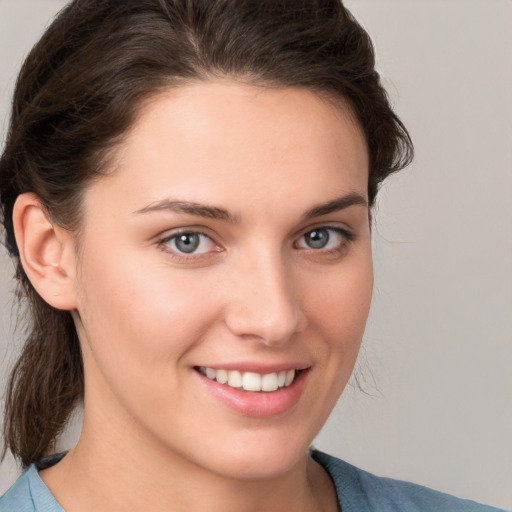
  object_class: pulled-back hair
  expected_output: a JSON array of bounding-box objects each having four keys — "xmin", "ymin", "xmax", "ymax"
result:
[{"xmin": 0, "ymin": 0, "xmax": 413, "ymax": 468}]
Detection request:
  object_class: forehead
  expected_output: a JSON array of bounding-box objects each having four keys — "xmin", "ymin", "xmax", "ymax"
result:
[
  {"xmin": 126, "ymin": 81, "xmax": 367, "ymax": 165},
  {"xmin": 89, "ymin": 81, "xmax": 369, "ymax": 217}
]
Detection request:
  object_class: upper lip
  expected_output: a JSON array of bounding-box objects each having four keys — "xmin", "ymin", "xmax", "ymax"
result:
[{"xmin": 194, "ymin": 362, "xmax": 311, "ymax": 374}]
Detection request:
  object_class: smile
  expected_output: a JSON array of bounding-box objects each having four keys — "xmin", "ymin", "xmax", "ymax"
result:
[{"xmin": 196, "ymin": 367, "xmax": 297, "ymax": 392}]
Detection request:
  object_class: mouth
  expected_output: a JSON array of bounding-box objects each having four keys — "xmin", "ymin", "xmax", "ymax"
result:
[
  {"xmin": 194, "ymin": 364, "xmax": 310, "ymax": 417},
  {"xmin": 195, "ymin": 366, "xmax": 298, "ymax": 392}
]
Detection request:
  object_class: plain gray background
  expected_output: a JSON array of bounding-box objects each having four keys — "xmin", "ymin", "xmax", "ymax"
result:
[{"xmin": 0, "ymin": 0, "xmax": 511, "ymax": 508}]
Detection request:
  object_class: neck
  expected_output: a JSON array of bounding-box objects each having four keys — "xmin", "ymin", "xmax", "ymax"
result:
[{"xmin": 40, "ymin": 414, "xmax": 336, "ymax": 512}]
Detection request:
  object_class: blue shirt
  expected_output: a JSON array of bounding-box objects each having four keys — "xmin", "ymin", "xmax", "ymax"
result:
[{"xmin": 0, "ymin": 451, "xmax": 506, "ymax": 511}]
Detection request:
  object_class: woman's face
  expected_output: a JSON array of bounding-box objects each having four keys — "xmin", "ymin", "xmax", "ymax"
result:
[{"xmin": 72, "ymin": 81, "xmax": 372, "ymax": 479}]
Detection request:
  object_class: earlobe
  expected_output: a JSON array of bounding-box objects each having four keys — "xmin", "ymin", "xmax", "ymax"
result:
[{"xmin": 13, "ymin": 193, "xmax": 78, "ymax": 310}]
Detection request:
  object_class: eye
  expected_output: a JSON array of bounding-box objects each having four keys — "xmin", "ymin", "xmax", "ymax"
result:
[
  {"xmin": 296, "ymin": 227, "xmax": 353, "ymax": 251},
  {"xmin": 161, "ymin": 231, "xmax": 218, "ymax": 255}
]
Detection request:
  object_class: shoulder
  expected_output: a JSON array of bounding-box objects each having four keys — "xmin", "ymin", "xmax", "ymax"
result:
[
  {"xmin": 312, "ymin": 450, "xmax": 507, "ymax": 512},
  {"xmin": 0, "ymin": 456, "xmax": 65, "ymax": 512},
  {"xmin": 1, "ymin": 466, "xmax": 39, "ymax": 512}
]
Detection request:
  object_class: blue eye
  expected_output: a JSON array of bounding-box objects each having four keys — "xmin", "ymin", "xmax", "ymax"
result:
[
  {"xmin": 303, "ymin": 228, "xmax": 330, "ymax": 249},
  {"xmin": 297, "ymin": 227, "xmax": 351, "ymax": 250},
  {"xmin": 163, "ymin": 232, "xmax": 217, "ymax": 255}
]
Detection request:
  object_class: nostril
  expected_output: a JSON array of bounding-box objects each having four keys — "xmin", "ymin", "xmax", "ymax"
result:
[
  {"xmin": 224, "ymin": 307, "xmax": 303, "ymax": 346},
  {"xmin": 223, "ymin": 260, "xmax": 306, "ymax": 344}
]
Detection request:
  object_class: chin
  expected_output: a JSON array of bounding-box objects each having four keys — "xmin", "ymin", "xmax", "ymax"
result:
[{"xmin": 194, "ymin": 432, "xmax": 312, "ymax": 481}]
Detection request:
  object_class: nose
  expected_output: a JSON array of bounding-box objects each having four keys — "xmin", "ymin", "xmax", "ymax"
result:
[{"xmin": 224, "ymin": 250, "xmax": 307, "ymax": 346}]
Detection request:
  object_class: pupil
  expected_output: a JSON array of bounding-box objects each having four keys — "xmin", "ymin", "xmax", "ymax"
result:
[
  {"xmin": 176, "ymin": 233, "xmax": 200, "ymax": 253},
  {"xmin": 307, "ymin": 229, "xmax": 329, "ymax": 249}
]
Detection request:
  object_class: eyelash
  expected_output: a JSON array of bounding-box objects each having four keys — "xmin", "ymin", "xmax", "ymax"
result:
[
  {"xmin": 295, "ymin": 226, "xmax": 355, "ymax": 254},
  {"xmin": 158, "ymin": 229, "xmax": 222, "ymax": 262},
  {"xmin": 157, "ymin": 225, "xmax": 355, "ymax": 261}
]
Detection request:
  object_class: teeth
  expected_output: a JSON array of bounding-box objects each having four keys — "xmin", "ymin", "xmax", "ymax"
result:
[
  {"xmin": 285, "ymin": 369, "xmax": 295, "ymax": 387},
  {"xmin": 227, "ymin": 370, "xmax": 242, "ymax": 388},
  {"xmin": 198, "ymin": 367, "xmax": 298, "ymax": 392},
  {"xmin": 216, "ymin": 369, "xmax": 228, "ymax": 384},
  {"xmin": 261, "ymin": 372, "xmax": 278, "ymax": 392},
  {"xmin": 242, "ymin": 372, "xmax": 261, "ymax": 391}
]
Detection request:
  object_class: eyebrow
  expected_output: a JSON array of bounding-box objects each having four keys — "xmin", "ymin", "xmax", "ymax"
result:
[
  {"xmin": 135, "ymin": 199, "xmax": 239, "ymax": 223},
  {"xmin": 302, "ymin": 192, "xmax": 368, "ymax": 220},
  {"xmin": 135, "ymin": 192, "xmax": 367, "ymax": 223}
]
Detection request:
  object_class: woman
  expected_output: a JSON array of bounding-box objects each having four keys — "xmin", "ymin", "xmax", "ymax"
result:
[{"xmin": 0, "ymin": 1, "xmax": 505, "ymax": 510}]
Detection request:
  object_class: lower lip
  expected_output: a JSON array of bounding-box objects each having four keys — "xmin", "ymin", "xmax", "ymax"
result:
[{"xmin": 195, "ymin": 369, "xmax": 309, "ymax": 417}]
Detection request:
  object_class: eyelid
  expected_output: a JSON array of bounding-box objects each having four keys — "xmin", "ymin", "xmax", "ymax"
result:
[
  {"xmin": 157, "ymin": 224, "xmax": 219, "ymax": 243},
  {"xmin": 296, "ymin": 224, "xmax": 355, "ymax": 241},
  {"xmin": 294, "ymin": 225, "xmax": 356, "ymax": 251},
  {"xmin": 157, "ymin": 227, "xmax": 224, "ymax": 261}
]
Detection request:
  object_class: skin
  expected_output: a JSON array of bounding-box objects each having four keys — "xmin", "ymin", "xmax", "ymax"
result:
[{"xmin": 18, "ymin": 81, "xmax": 372, "ymax": 512}]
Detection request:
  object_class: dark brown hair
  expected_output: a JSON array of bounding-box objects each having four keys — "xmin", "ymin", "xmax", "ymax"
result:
[{"xmin": 0, "ymin": 0, "xmax": 413, "ymax": 468}]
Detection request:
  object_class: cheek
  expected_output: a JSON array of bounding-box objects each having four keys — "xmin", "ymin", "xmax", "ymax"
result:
[
  {"xmin": 305, "ymin": 255, "xmax": 373, "ymax": 346},
  {"xmin": 300, "ymin": 250, "xmax": 373, "ymax": 409},
  {"xmin": 75, "ymin": 247, "xmax": 221, "ymax": 378},
  {"xmin": 292, "ymin": 253, "xmax": 373, "ymax": 435}
]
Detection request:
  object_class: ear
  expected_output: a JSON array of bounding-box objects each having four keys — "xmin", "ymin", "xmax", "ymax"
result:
[{"xmin": 13, "ymin": 193, "xmax": 78, "ymax": 310}]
